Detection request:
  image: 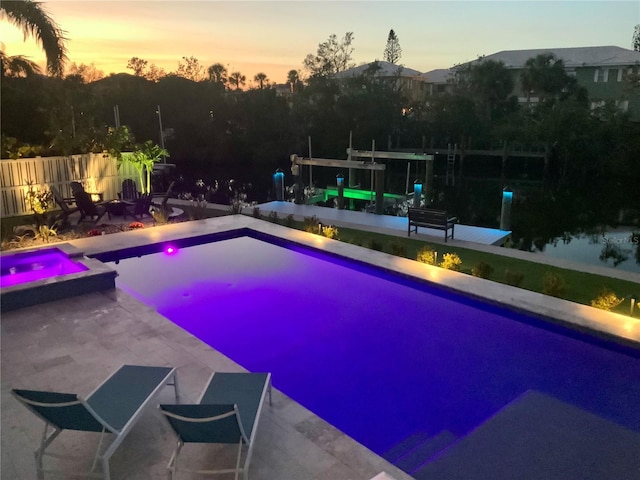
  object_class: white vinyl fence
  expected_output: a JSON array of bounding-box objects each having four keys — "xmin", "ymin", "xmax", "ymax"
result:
[{"xmin": 0, "ymin": 153, "xmax": 138, "ymax": 217}]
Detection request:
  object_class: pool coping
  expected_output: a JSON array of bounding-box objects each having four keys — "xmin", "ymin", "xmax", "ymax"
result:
[{"xmin": 63, "ymin": 215, "xmax": 640, "ymax": 349}]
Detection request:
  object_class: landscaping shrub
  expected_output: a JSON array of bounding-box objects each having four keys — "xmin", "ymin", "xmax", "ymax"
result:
[
  {"xmin": 368, "ymin": 239, "xmax": 384, "ymax": 251},
  {"xmin": 321, "ymin": 225, "xmax": 339, "ymax": 240},
  {"xmin": 472, "ymin": 261, "xmax": 494, "ymax": 279},
  {"xmin": 267, "ymin": 211, "xmax": 279, "ymax": 223},
  {"xmin": 303, "ymin": 215, "xmax": 320, "ymax": 234},
  {"xmin": 285, "ymin": 214, "xmax": 295, "ymax": 227},
  {"xmin": 504, "ymin": 269, "xmax": 524, "ymax": 287},
  {"xmin": 128, "ymin": 221, "xmax": 144, "ymax": 229},
  {"xmin": 252, "ymin": 206, "xmax": 261, "ymax": 218},
  {"xmin": 150, "ymin": 206, "xmax": 170, "ymax": 224},
  {"xmin": 542, "ymin": 272, "xmax": 567, "ymax": 298},
  {"xmin": 590, "ymin": 288, "xmax": 624, "ymax": 311},
  {"xmin": 416, "ymin": 246, "xmax": 437, "ymax": 265},
  {"xmin": 390, "ymin": 243, "xmax": 408, "ymax": 257},
  {"xmin": 440, "ymin": 252, "xmax": 462, "ymax": 271},
  {"xmin": 188, "ymin": 198, "xmax": 209, "ymax": 220}
]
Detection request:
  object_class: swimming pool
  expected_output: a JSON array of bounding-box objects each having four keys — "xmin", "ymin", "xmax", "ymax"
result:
[{"xmin": 97, "ymin": 232, "xmax": 640, "ymax": 467}]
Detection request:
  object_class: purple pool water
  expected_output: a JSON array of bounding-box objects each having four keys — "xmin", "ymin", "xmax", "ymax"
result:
[
  {"xmin": 106, "ymin": 236, "xmax": 640, "ymax": 455},
  {"xmin": 1, "ymin": 248, "xmax": 88, "ymax": 288}
]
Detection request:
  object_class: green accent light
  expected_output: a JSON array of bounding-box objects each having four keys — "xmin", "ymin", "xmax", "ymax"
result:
[{"xmin": 324, "ymin": 187, "xmax": 405, "ymax": 202}]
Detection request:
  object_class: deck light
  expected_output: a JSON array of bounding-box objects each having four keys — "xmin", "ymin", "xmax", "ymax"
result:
[
  {"xmin": 336, "ymin": 173, "xmax": 345, "ymax": 209},
  {"xmin": 164, "ymin": 245, "xmax": 178, "ymax": 255},
  {"xmin": 413, "ymin": 179, "xmax": 423, "ymax": 207},
  {"xmin": 274, "ymin": 168, "xmax": 285, "ymax": 201},
  {"xmin": 500, "ymin": 187, "xmax": 513, "ymax": 231}
]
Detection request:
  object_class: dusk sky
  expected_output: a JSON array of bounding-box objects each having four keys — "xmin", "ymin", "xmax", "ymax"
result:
[{"xmin": 2, "ymin": 1, "xmax": 638, "ymax": 86}]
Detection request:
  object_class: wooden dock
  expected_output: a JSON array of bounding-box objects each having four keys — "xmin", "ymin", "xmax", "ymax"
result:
[{"xmin": 253, "ymin": 201, "xmax": 511, "ymax": 246}]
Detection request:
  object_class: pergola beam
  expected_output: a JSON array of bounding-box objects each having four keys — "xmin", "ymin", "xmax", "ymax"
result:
[{"xmin": 293, "ymin": 156, "xmax": 386, "ymax": 171}]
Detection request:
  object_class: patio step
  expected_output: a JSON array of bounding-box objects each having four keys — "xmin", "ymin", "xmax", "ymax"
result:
[
  {"xmin": 382, "ymin": 430, "xmax": 457, "ymax": 475},
  {"xmin": 382, "ymin": 431, "xmax": 431, "ymax": 463},
  {"xmin": 396, "ymin": 430, "xmax": 458, "ymax": 474}
]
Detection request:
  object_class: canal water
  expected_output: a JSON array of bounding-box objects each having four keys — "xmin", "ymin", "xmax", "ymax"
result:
[{"xmin": 536, "ymin": 229, "xmax": 640, "ymax": 275}]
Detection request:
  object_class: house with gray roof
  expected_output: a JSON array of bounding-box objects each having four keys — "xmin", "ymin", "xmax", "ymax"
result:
[
  {"xmin": 331, "ymin": 47, "xmax": 640, "ymax": 118},
  {"xmin": 334, "ymin": 61, "xmax": 427, "ymax": 102},
  {"xmin": 462, "ymin": 46, "xmax": 640, "ymax": 118}
]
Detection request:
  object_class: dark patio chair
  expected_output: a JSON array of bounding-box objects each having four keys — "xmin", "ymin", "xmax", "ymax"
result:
[
  {"xmin": 118, "ymin": 179, "xmax": 140, "ymax": 201},
  {"xmin": 49, "ymin": 185, "xmax": 80, "ymax": 226},
  {"xmin": 73, "ymin": 190, "xmax": 108, "ymax": 224},
  {"xmin": 70, "ymin": 181, "xmax": 84, "ymax": 195},
  {"xmin": 122, "ymin": 193, "xmax": 153, "ymax": 221}
]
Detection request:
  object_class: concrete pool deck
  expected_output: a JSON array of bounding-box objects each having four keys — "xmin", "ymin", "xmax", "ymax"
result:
[{"xmin": 2, "ymin": 215, "xmax": 639, "ymax": 479}]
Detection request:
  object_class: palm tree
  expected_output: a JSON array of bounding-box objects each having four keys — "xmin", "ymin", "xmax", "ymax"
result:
[
  {"xmin": 0, "ymin": 0, "xmax": 67, "ymax": 77},
  {"xmin": 228, "ymin": 71, "xmax": 246, "ymax": 91},
  {"xmin": 0, "ymin": 50, "xmax": 42, "ymax": 77},
  {"xmin": 520, "ymin": 53, "xmax": 575, "ymax": 103},
  {"xmin": 253, "ymin": 72, "xmax": 268, "ymax": 89},
  {"xmin": 286, "ymin": 69, "xmax": 300, "ymax": 92},
  {"xmin": 207, "ymin": 62, "xmax": 227, "ymax": 86}
]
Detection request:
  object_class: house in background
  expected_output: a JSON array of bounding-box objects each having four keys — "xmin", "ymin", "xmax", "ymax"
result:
[
  {"xmin": 419, "ymin": 68, "xmax": 456, "ymax": 97},
  {"xmin": 334, "ymin": 61, "xmax": 426, "ymax": 102},
  {"xmin": 332, "ymin": 46, "xmax": 640, "ymax": 119},
  {"xmin": 460, "ymin": 46, "xmax": 640, "ymax": 118}
]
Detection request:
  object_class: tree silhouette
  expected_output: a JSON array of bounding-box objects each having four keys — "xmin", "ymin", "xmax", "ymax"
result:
[
  {"xmin": 66, "ymin": 62, "xmax": 104, "ymax": 83},
  {"xmin": 127, "ymin": 57, "xmax": 148, "ymax": 76},
  {"xmin": 126, "ymin": 57, "xmax": 165, "ymax": 81},
  {"xmin": 633, "ymin": 24, "xmax": 640, "ymax": 51},
  {"xmin": 207, "ymin": 63, "xmax": 227, "ymax": 86},
  {"xmin": 303, "ymin": 32, "xmax": 355, "ymax": 77},
  {"xmin": 0, "ymin": 52, "xmax": 41, "ymax": 77},
  {"xmin": 253, "ymin": 72, "xmax": 268, "ymax": 89},
  {"xmin": 0, "ymin": 0, "xmax": 67, "ymax": 77},
  {"xmin": 228, "ymin": 71, "xmax": 246, "ymax": 90},
  {"xmin": 383, "ymin": 29, "xmax": 402, "ymax": 64},
  {"xmin": 176, "ymin": 56, "xmax": 205, "ymax": 82},
  {"xmin": 287, "ymin": 69, "xmax": 301, "ymax": 92}
]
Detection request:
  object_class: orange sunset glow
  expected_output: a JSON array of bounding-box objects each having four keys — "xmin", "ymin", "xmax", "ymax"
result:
[{"xmin": 2, "ymin": 1, "xmax": 638, "ymax": 85}]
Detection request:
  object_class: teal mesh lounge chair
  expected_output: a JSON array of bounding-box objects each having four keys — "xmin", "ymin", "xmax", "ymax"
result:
[
  {"xmin": 160, "ymin": 372, "xmax": 272, "ymax": 480},
  {"xmin": 12, "ymin": 364, "xmax": 179, "ymax": 480}
]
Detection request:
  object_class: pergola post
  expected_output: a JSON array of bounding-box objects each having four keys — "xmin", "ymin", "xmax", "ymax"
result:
[{"xmin": 375, "ymin": 170, "xmax": 384, "ymax": 215}]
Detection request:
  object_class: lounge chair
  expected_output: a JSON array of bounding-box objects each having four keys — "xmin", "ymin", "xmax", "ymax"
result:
[
  {"xmin": 12, "ymin": 364, "xmax": 179, "ymax": 480},
  {"xmin": 118, "ymin": 179, "xmax": 139, "ymax": 201},
  {"xmin": 49, "ymin": 185, "xmax": 80, "ymax": 226},
  {"xmin": 160, "ymin": 372, "xmax": 272, "ymax": 480},
  {"xmin": 73, "ymin": 190, "xmax": 108, "ymax": 224}
]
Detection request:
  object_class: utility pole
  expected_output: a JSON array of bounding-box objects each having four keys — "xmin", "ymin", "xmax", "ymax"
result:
[{"xmin": 156, "ymin": 105, "xmax": 166, "ymax": 163}]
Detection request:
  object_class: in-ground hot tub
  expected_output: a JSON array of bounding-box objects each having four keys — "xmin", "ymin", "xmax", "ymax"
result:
[{"xmin": 0, "ymin": 244, "xmax": 117, "ymax": 312}]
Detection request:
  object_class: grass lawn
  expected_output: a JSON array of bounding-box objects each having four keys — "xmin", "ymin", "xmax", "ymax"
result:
[{"xmin": 280, "ymin": 219, "xmax": 640, "ymax": 318}]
